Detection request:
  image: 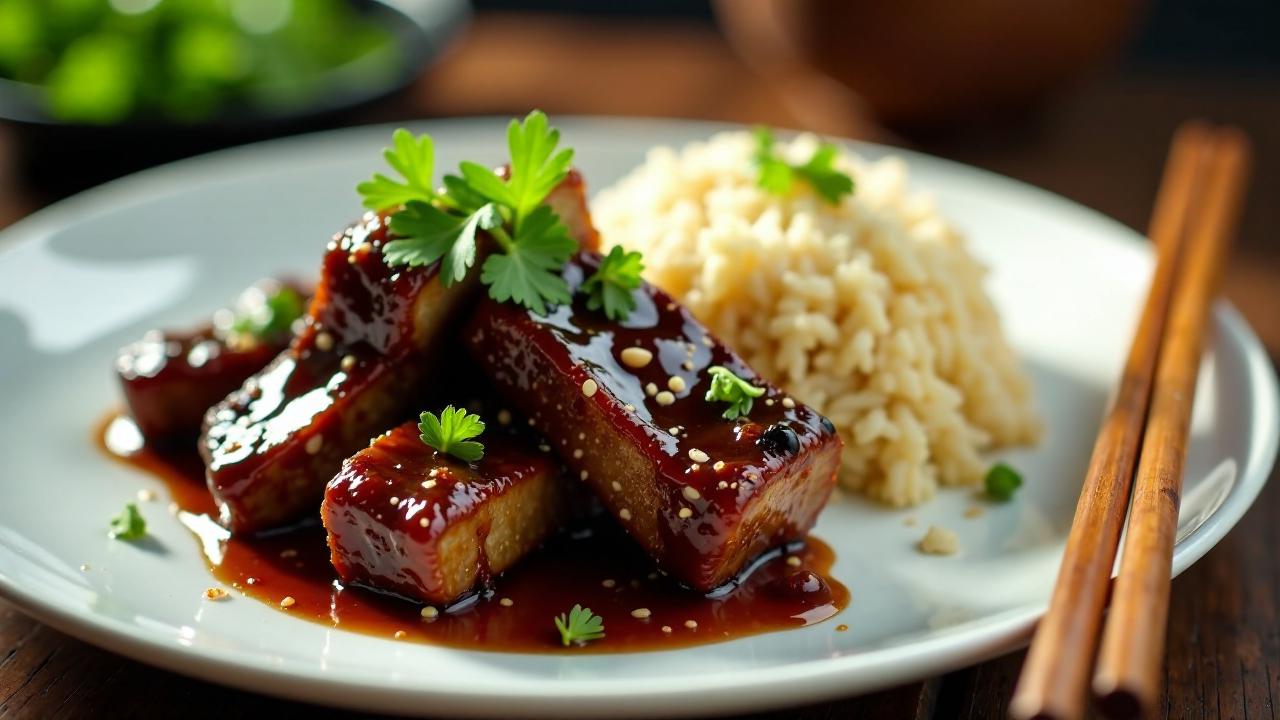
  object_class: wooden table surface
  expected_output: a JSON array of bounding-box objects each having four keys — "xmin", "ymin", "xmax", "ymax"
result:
[{"xmin": 2, "ymin": 14, "xmax": 1277, "ymax": 720}]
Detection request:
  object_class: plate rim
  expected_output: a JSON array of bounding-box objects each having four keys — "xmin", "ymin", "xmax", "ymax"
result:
[{"xmin": 0, "ymin": 116, "xmax": 1275, "ymax": 718}]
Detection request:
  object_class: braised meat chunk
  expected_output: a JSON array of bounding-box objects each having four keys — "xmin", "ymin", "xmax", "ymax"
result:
[
  {"xmin": 116, "ymin": 279, "xmax": 309, "ymax": 442},
  {"xmin": 464, "ymin": 251, "xmax": 843, "ymax": 591},
  {"xmin": 200, "ymin": 213, "xmax": 479, "ymax": 533},
  {"xmin": 323, "ymin": 420, "xmax": 570, "ymax": 605}
]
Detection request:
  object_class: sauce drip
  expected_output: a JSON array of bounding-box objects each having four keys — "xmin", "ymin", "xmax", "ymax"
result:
[{"xmin": 99, "ymin": 414, "xmax": 848, "ymax": 653}]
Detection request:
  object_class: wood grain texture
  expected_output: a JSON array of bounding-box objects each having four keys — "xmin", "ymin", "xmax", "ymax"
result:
[{"xmin": 1, "ymin": 13, "xmax": 1279, "ymax": 720}]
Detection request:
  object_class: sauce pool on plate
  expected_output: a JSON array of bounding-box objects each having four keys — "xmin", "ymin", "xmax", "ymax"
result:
[{"xmin": 99, "ymin": 414, "xmax": 849, "ymax": 652}]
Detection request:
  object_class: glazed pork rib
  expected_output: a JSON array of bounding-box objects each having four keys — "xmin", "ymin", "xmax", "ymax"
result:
[
  {"xmin": 200, "ymin": 172, "xmax": 598, "ymax": 534},
  {"xmin": 323, "ymin": 420, "xmax": 570, "ymax": 605},
  {"xmin": 465, "ymin": 251, "xmax": 843, "ymax": 591},
  {"xmin": 116, "ymin": 280, "xmax": 309, "ymax": 442}
]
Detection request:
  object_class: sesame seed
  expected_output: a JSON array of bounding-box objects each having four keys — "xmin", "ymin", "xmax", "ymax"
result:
[
  {"xmin": 667, "ymin": 376, "xmax": 686, "ymax": 393},
  {"xmin": 389, "ymin": 496, "xmax": 399, "ymax": 505},
  {"xmin": 655, "ymin": 390, "xmax": 676, "ymax": 406},
  {"xmin": 429, "ymin": 468, "xmax": 440, "ymax": 477},
  {"xmin": 623, "ymin": 403, "xmax": 636, "ymax": 413},
  {"xmin": 688, "ymin": 448, "xmax": 710, "ymax": 464},
  {"xmin": 578, "ymin": 432, "xmax": 586, "ymax": 440},
  {"xmin": 731, "ymin": 482, "xmax": 738, "ymax": 489},
  {"xmin": 645, "ymin": 382, "xmax": 658, "ymax": 397},
  {"xmin": 718, "ymin": 481, "xmax": 728, "ymax": 489},
  {"xmin": 713, "ymin": 461, "xmax": 726, "ymax": 472},
  {"xmin": 136, "ymin": 489, "xmax": 156, "ymax": 502},
  {"xmin": 620, "ymin": 347, "xmax": 653, "ymax": 368},
  {"xmin": 420, "ymin": 606, "xmax": 439, "ymax": 619},
  {"xmin": 631, "ymin": 608, "xmax": 652, "ymax": 619},
  {"xmin": 682, "ymin": 486, "xmax": 701, "ymax": 501},
  {"xmin": 581, "ymin": 379, "xmax": 598, "ymax": 397},
  {"xmin": 678, "ymin": 507, "xmax": 693, "ymax": 519},
  {"xmin": 280, "ymin": 596, "xmax": 296, "ymax": 609},
  {"xmin": 203, "ymin": 587, "xmax": 229, "ymax": 601},
  {"xmin": 611, "ymin": 480, "xmax": 622, "ymax": 491},
  {"xmin": 340, "ymin": 354, "xmax": 357, "ymax": 372},
  {"xmin": 573, "ymin": 449, "xmax": 583, "ymax": 459},
  {"xmin": 305, "ymin": 435, "xmax": 323, "ymax": 455},
  {"xmin": 497, "ymin": 409, "xmax": 512, "ymax": 425},
  {"xmin": 786, "ymin": 556, "xmax": 802, "ymax": 567},
  {"xmin": 682, "ymin": 360, "xmax": 694, "ymax": 371},
  {"xmin": 315, "ymin": 332, "xmax": 334, "ymax": 352},
  {"xmin": 538, "ymin": 443, "xmax": 551, "ymax": 453},
  {"xmin": 280, "ymin": 548, "xmax": 298, "ymax": 559},
  {"xmin": 782, "ymin": 397, "xmax": 796, "ymax": 409},
  {"xmin": 661, "ymin": 625, "xmax": 673, "ymax": 634},
  {"xmin": 668, "ymin": 426, "xmax": 680, "ymax": 435},
  {"xmin": 765, "ymin": 398, "xmax": 775, "ymax": 406},
  {"xmin": 499, "ymin": 598, "xmax": 514, "ymax": 607},
  {"xmin": 580, "ymin": 470, "xmax": 589, "ymax": 480},
  {"xmin": 527, "ymin": 417, "xmax": 535, "ymax": 426},
  {"xmin": 701, "ymin": 336, "xmax": 713, "ymax": 347},
  {"xmin": 419, "ymin": 517, "xmax": 429, "ymax": 528},
  {"xmin": 666, "ymin": 302, "xmax": 676, "ymax": 311},
  {"xmin": 690, "ymin": 463, "xmax": 700, "ymax": 472},
  {"xmin": 422, "ymin": 479, "xmax": 436, "ymax": 489},
  {"xmin": 602, "ymin": 579, "xmax": 617, "ymax": 588},
  {"xmin": 619, "ymin": 508, "xmax": 632, "ymax": 521},
  {"xmin": 394, "ymin": 630, "xmax": 407, "ymax": 639},
  {"xmin": 684, "ymin": 620, "xmax": 698, "ymax": 629}
]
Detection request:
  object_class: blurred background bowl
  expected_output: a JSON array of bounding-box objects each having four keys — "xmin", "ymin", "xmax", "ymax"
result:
[{"xmin": 0, "ymin": 0, "xmax": 467, "ymax": 193}]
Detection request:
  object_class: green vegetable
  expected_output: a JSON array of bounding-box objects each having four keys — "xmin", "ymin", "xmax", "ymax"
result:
[
  {"xmin": 109, "ymin": 502, "xmax": 146, "ymax": 541},
  {"xmin": 704, "ymin": 365, "xmax": 766, "ymax": 420},
  {"xmin": 984, "ymin": 462, "xmax": 1023, "ymax": 501},
  {"xmin": 753, "ymin": 127, "xmax": 855, "ymax": 205},
  {"xmin": 231, "ymin": 285, "xmax": 306, "ymax": 340},
  {"xmin": 418, "ymin": 405, "xmax": 485, "ymax": 463},
  {"xmin": 1, "ymin": 0, "xmax": 397, "ymax": 123},
  {"xmin": 554, "ymin": 604, "xmax": 605, "ymax": 646},
  {"xmin": 581, "ymin": 245, "xmax": 644, "ymax": 321},
  {"xmin": 372, "ymin": 111, "xmax": 581, "ymax": 315}
]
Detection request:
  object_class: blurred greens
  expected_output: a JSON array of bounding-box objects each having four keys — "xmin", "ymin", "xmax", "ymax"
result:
[{"xmin": 0, "ymin": 0, "xmax": 399, "ymax": 124}]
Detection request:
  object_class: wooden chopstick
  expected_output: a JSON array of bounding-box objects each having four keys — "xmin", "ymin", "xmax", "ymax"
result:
[
  {"xmin": 1008, "ymin": 122, "xmax": 1215, "ymax": 720},
  {"xmin": 1092, "ymin": 127, "xmax": 1252, "ymax": 720}
]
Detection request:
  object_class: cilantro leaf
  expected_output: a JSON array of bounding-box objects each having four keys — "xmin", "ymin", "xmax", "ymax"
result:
[
  {"xmin": 385, "ymin": 201, "xmax": 500, "ymax": 285},
  {"xmin": 230, "ymin": 285, "xmax": 305, "ymax": 340},
  {"xmin": 456, "ymin": 111, "xmax": 573, "ymax": 231},
  {"xmin": 984, "ymin": 463, "xmax": 1023, "ymax": 501},
  {"xmin": 357, "ymin": 128, "xmax": 436, "ymax": 211},
  {"xmin": 554, "ymin": 604, "xmax": 605, "ymax": 646},
  {"xmin": 480, "ymin": 205, "xmax": 575, "ymax": 315},
  {"xmin": 752, "ymin": 126, "xmax": 854, "ymax": 205},
  {"xmin": 581, "ymin": 246, "xmax": 644, "ymax": 321},
  {"xmin": 704, "ymin": 365, "xmax": 766, "ymax": 420},
  {"xmin": 418, "ymin": 405, "xmax": 485, "ymax": 462},
  {"xmin": 109, "ymin": 502, "xmax": 146, "ymax": 540}
]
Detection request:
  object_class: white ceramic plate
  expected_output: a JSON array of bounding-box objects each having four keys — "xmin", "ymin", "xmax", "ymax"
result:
[{"xmin": 0, "ymin": 118, "xmax": 1275, "ymax": 718}]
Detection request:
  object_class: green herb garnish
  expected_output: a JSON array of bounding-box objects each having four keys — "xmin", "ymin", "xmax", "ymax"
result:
[
  {"xmin": 418, "ymin": 405, "xmax": 485, "ymax": 462},
  {"xmin": 753, "ymin": 127, "xmax": 854, "ymax": 205},
  {"xmin": 554, "ymin": 604, "xmax": 606, "ymax": 646},
  {"xmin": 581, "ymin": 246, "xmax": 645, "ymax": 321},
  {"xmin": 109, "ymin": 502, "xmax": 146, "ymax": 541},
  {"xmin": 231, "ymin": 285, "xmax": 306, "ymax": 340},
  {"xmin": 357, "ymin": 128, "xmax": 438, "ymax": 211},
  {"xmin": 984, "ymin": 463, "xmax": 1023, "ymax": 501},
  {"xmin": 704, "ymin": 365, "xmax": 766, "ymax": 420},
  {"xmin": 363, "ymin": 111, "xmax": 579, "ymax": 315}
]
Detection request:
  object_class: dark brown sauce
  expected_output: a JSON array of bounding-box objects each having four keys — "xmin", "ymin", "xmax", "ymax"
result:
[{"xmin": 98, "ymin": 413, "xmax": 849, "ymax": 653}]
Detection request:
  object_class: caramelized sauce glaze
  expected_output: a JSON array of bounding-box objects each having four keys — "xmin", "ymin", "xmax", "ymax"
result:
[{"xmin": 99, "ymin": 413, "xmax": 848, "ymax": 653}]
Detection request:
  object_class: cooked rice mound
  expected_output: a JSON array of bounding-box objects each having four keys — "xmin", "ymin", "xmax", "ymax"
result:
[{"xmin": 593, "ymin": 132, "xmax": 1041, "ymax": 506}]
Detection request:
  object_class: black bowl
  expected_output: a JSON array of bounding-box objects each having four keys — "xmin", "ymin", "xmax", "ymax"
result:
[{"xmin": 1, "ymin": 0, "xmax": 468, "ymax": 196}]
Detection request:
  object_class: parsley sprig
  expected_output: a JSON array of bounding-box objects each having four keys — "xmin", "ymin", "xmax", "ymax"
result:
[
  {"xmin": 704, "ymin": 365, "xmax": 766, "ymax": 420},
  {"xmin": 360, "ymin": 111, "xmax": 580, "ymax": 315},
  {"xmin": 418, "ymin": 405, "xmax": 486, "ymax": 462},
  {"xmin": 230, "ymin": 285, "xmax": 306, "ymax": 340},
  {"xmin": 753, "ymin": 127, "xmax": 854, "ymax": 205},
  {"xmin": 554, "ymin": 604, "xmax": 606, "ymax": 646},
  {"xmin": 581, "ymin": 246, "xmax": 645, "ymax": 321},
  {"xmin": 109, "ymin": 502, "xmax": 146, "ymax": 541}
]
